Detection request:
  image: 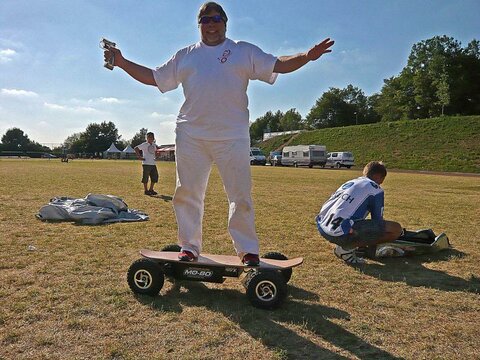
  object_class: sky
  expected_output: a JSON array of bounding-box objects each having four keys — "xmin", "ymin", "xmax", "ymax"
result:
[{"xmin": 1, "ymin": 0, "xmax": 479, "ymax": 147}]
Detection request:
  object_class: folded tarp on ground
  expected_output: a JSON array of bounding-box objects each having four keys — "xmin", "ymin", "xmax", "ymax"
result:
[{"xmin": 36, "ymin": 194, "xmax": 149, "ymax": 225}]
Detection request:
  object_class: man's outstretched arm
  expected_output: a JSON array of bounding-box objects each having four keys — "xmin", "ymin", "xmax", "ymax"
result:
[
  {"xmin": 273, "ymin": 38, "xmax": 334, "ymax": 74},
  {"xmin": 104, "ymin": 47, "xmax": 156, "ymax": 86}
]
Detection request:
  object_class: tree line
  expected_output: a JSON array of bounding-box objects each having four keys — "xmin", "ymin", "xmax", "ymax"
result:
[
  {"xmin": 0, "ymin": 124, "xmax": 149, "ymax": 155},
  {"xmin": 250, "ymin": 35, "xmax": 480, "ymax": 142}
]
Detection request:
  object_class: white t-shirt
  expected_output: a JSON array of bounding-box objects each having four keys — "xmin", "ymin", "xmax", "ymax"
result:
[
  {"xmin": 152, "ymin": 38, "xmax": 278, "ymax": 140},
  {"xmin": 317, "ymin": 177, "xmax": 385, "ymax": 237},
  {"xmin": 136, "ymin": 141, "xmax": 157, "ymax": 165}
]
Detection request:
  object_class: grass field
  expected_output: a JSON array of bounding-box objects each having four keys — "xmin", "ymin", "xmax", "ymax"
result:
[{"xmin": 1, "ymin": 159, "xmax": 479, "ymax": 359}]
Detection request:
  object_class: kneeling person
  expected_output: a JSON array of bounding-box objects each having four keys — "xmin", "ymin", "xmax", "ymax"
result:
[{"xmin": 316, "ymin": 161, "xmax": 402, "ymax": 264}]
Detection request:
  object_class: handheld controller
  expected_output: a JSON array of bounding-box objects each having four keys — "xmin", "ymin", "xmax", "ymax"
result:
[{"xmin": 99, "ymin": 38, "xmax": 116, "ymax": 70}]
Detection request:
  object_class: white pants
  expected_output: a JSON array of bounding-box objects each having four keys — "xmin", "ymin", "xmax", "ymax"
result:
[{"xmin": 173, "ymin": 130, "xmax": 259, "ymax": 258}]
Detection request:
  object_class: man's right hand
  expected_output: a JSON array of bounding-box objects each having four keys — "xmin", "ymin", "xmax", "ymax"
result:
[
  {"xmin": 104, "ymin": 47, "xmax": 124, "ymax": 69},
  {"xmin": 103, "ymin": 47, "xmax": 156, "ymax": 86}
]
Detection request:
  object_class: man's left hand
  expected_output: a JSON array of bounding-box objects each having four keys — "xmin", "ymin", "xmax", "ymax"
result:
[{"xmin": 306, "ymin": 38, "xmax": 335, "ymax": 61}]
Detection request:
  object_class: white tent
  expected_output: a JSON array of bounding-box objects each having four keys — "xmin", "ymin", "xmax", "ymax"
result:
[
  {"xmin": 123, "ymin": 144, "xmax": 135, "ymax": 153},
  {"xmin": 105, "ymin": 143, "xmax": 121, "ymax": 153},
  {"xmin": 104, "ymin": 143, "xmax": 121, "ymax": 159},
  {"xmin": 122, "ymin": 144, "xmax": 136, "ymax": 159}
]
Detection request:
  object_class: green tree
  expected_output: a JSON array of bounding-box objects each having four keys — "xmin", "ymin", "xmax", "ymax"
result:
[
  {"xmin": 279, "ymin": 108, "xmax": 302, "ymax": 131},
  {"xmin": 435, "ymin": 69, "xmax": 450, "ymax": 116},
  {"xmin": 249, "ymin": 110, "xmax": 283, "ymax": 143},
  {"xmin": 375, "ymin": 35, "xmax": 480, "ymax": 120},
  {"xmin": 79, "ymin": 121, "xmax": 121, "ymax": 154},
  {"xmin": 305, "ymin": 85, "xmax": 369, "ymax": 128},
  {"xmin": 62, "ymin": 132, "xmax": 83, "ymax": 153},
  {"xmin": 130, "ymin": 128, "xmax": 149, "ymax": 148},
  {"xmin": 1, "ymin": 128, "xmax": 50, "ymax": 152},
  {"xmin": 1, "ymin": 128, "xmax": 31, "ymax": 151}
]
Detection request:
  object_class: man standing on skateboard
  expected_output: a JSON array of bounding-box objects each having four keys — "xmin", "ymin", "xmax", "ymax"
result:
[{"xmin": 104, "ymin": 2, "xmax": 334, "ymax": 265}]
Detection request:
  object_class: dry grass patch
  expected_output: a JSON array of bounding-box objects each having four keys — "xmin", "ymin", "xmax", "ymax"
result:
[{"xmin": 0, "ymin": 159, "xmax": 479, "ymax": 359}]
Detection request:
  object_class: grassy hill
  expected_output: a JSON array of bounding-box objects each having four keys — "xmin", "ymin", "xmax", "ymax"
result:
[{"xmin": 258, "ymin": 115, "xmax": 480, "ymax": 173}]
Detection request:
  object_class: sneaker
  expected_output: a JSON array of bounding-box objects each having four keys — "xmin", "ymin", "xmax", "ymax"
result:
[
  {"xmin": 149, "ymin": 190, "xmax": 158, "ymax": 195},
  {"xmin": 242, "ymin": 253, "xmax": 260, "ymax": 266},
  {"xmin": 144, "ymin": 190, "xmax": 152, "ymax": 195},
  {"xmin": 178, "ymin": 250, "xmax": 196, "ymax": 262},
  {"xmin": 334, "ymin": 245, "xmax": 366, "ymax": 264}
]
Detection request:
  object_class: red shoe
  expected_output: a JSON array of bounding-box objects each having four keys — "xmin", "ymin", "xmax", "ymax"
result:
[
  {"xmin": 178, "ymin": 250, "xmax": 196, "ymax": 262},
  {"xmin": 242, "ymin": 253, "xmax": 260, "ymax": 266}
]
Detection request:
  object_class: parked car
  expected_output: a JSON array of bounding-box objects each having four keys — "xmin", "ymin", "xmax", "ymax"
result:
[
  {"xmin": 326, "ymin": 152, "xmax": 355, "ymax": 168},
  {"xmin": 267, "ymin": 151, "xmax": 282, "ymax": 166},
  {"xmin": 41, "ymin": 153, "xmax": 57, "ymax": 159},
  {"xmin": 249, "ymin": 147, "xmax": 266, "ymax": 165},
  {"xmin": 282, "ymin": 145, "xmax": 327, "ymax": 168}
]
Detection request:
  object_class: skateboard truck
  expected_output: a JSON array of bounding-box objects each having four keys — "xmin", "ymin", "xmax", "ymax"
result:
[{"xmin": 99, "ymin": 37, "xmax": 116, "ymax": 70}]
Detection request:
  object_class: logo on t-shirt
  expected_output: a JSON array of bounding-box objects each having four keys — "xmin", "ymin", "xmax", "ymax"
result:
[
  {"xmin": 341, "ymin": 181, "xmax": 354, "ymax": 190},
  {"xmin": 218, "ymin": 49, "xmax": 231, "ymax": 63}
]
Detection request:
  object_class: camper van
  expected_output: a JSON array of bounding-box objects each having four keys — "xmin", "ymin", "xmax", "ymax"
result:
[
  {"xmin": 282, "ymin": 145, "xmax": 327, "ymax": 168},
  {"xmin": 249, "ymin": 147, "xmax": 266, "ymax": 165},
  {"xmin": 326, "ymin": 152, "xmax": 355, "ymax": 168}
]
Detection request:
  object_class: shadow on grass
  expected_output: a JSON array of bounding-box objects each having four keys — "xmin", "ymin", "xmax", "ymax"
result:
[
  {"xmin": 135, "ymin": 281, "xmax": 403, "ymax": 359},
  {"xmin": 358, "ymin": 249, "xmax": 479, "ymax": 294},
  {"xmin": 150, "ymin": 194, "xmax": 173, "ymax": 202}
]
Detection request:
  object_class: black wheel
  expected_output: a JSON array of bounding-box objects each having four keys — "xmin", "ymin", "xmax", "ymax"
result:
[
  {"xmin": 335, "ymin": 162, "xmax": 341, "ymax": 168},
  {"xmin": 161, "ymin": 244, "xmax": 181, "ymax": 252},
  {"xmin": 347, "ymin": 166, "xmax": 352, "ymax": 169},
  {"xmin": 127, "ymin": 259, "xmax": 164, "ymax": 296},
  {"xmin": 262, "ymin": 251, "xmax": 292, "ymax": 283},
  {"xmin": 294, "ymin": 162, "xmax": 298, "ymax": 168},
  {"xmin": 245, "ymin": 271, "xmax": 287, "ymax": 309}
]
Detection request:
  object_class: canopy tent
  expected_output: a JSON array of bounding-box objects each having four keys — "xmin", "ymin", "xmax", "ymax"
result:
[
  {"xmin": 104, "ymin": 143, "xmax": 121, "ymax": 159},
  {"xmin": 122, "ymin": 144, "xmax": 136, "ymax": 159},
  {"xmin": 123, "ymin": 144, "xmax": 135, "ymax": 153},
  {"xmin": 105, "ymin": 143, "xmax": 121, "ymax": 152}
]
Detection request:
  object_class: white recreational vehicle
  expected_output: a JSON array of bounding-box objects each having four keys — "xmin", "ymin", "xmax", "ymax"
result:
[{"xmin": 281, "ymin": 145, "xmax": 327, "ymax": 168}]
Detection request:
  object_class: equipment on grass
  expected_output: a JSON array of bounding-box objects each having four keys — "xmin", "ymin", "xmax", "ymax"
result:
[
  {"xmin": 357, "ymin": 228, "xmax": 451, "ymax": 258},
  {"xmin": 99, "ymin": 37, "xmax": 116, "ymax": 70},
  {"xmin": 127, "ymin": 247, "xmax": 303, "ymax": 310}
]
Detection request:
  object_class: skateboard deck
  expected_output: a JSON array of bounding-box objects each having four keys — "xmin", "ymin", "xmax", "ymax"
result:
[{"xmin": 140, "ymin": 249, "xmax": 303, "ymax": 269}]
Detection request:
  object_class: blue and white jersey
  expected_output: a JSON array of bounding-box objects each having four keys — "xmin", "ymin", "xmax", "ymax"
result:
[{"xmin": 317, "ymin": 176, "xmax": 384, "ymax": 237}]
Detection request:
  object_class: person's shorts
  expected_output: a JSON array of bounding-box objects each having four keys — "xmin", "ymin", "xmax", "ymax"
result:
[
  {"xmin": 319, "ymin": 219, "xmax": 386, "ymax": 249},
  {"xmin": 141, "ymin": 165, "xmax": 158, "ymax": 183}
]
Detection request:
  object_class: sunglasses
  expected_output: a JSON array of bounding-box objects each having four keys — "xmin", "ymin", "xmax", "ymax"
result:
[{"xmin": 198, "ymin": 15, "xmax": 224, "ymax": 24}]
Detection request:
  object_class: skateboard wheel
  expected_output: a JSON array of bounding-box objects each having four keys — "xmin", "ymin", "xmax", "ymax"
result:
[
  {"xmin": 127, "ymin": 259, "xmax": 164, "ymax": 296},
  {"xmin": 262, "ymin": 252, "xmax": 292, "ymax": 283},
  {"xmin": 246, "ymin": 271, "xmax": 287, "ymax": 310}
]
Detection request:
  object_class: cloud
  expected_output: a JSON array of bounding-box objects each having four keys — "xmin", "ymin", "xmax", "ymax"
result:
[
  {"xmin": 1, "ymin": 88, "xmax": 38, "ymax": 97},
  {"xmin": 99, "ymin": 97, "xmax": 121, "ymax": 103},
  {"xmin": 87, "ymin": 97, "xmax": 123, "ymax": 104},
  {"xmin": 151, "ymin": 112, "xmax": 177, "ymax": 122},
  {"xmin": 44, "ymin": 102, "xmax": 98, "ymax": 113},
  {"xmin": 0, "ymin": 48, "xmax": 16, "ymax": 63}
]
